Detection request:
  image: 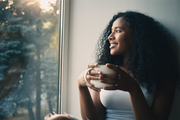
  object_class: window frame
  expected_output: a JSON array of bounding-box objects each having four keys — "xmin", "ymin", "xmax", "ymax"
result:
[{"xmin": 57, "ymin": 0, "xmax": 70, "ymax": 114}]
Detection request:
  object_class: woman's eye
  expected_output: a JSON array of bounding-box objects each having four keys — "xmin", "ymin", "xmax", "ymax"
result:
[{"xmin": 116, "ymin": 30, "xmax": 121, "ymax": 33}]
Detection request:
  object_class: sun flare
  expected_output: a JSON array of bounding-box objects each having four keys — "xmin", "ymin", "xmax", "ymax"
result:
[{"xmin": 38, "ymin": 0, "xmax": 56, "ymax": 12}]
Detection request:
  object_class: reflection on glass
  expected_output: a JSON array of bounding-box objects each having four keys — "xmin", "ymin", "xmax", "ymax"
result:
[{"xmin": 0, "ymin": 0, "xmax": 60, "ymax": 120}]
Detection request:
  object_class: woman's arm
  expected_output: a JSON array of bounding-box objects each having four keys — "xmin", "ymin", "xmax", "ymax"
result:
[
  {"xmin": 78, "ymin": 63, "xmax": 106, "ymax": 120},
  {"xmin": 78, "ymin": 85, "xmax": 106, "ymax": 120},
  {"xmin": 129, "ymin": 81, "xmax": 175, "ymax": 120},
  {"xmin": 90, "ymin": 89, "xmax": 106, "ymax": 120},
  {"xmin": 150, "ymin": 83, "xmax": 175, "ymax": 120}
]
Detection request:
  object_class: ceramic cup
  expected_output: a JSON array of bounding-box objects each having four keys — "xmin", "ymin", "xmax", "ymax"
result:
[{"xmin": 90, "ymin": 65, "xmax": 116, "ymax": 89}]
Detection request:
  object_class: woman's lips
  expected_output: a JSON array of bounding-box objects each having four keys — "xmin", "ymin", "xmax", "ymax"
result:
[{"xmin": 110, "ymin": 43, "xmax": 118, "ymax": 49}]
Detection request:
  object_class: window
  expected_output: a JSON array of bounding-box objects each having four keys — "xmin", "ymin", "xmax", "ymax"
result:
[{"xmin": 0, "ymin": 0, "xmax": 65, "ymax": 119}]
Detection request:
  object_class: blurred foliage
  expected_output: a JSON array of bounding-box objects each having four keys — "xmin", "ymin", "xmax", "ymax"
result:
[{"xmin": 0, "ymin": 0, "xmax": 60, "ymax": 119}]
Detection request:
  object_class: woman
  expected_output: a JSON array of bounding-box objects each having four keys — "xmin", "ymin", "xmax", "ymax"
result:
[{"xmin": 78, "ymin": 11, "xmax": 180, "ymax": 120}]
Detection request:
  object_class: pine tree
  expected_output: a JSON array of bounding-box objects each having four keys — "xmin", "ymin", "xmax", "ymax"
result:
[{"xmin": 0, "ymin": 0, "xmax": 60, "ymax": 119}]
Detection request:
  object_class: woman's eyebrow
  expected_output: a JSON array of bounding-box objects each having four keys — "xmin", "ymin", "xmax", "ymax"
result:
[
  {"xmin": 115, "ymin": 27, "xmax": 123, "ymax": 29},
  {"xmin": 111, "ymin": 27, "xmax": 123, "ymax": 31}
]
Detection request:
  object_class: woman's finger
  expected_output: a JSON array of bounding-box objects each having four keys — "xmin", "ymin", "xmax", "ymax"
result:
[
  {"xmin": 87, "ymin": 69, "xmax": 101, "ymax": 76},
  {"xmin": 100, "ymin": 78, "xmax": 116, "ymax": 84},
  {"xmin": 100, "ymin": 73, "xmax": 116, "ymax": 79},
  {"xmin": 106, "ymin": 63, "xmax": 121, "ymax": 72},
  {"xmin": 88, "ymin": 63, "xmax": 98, "ymax": 68},
  {"xmin": 86, "ymin": 75, "xmax": 100, "ymax": 81},
  {"xmin": 106, "ymin": 63, "xmax": 125, "ymax": 80}
]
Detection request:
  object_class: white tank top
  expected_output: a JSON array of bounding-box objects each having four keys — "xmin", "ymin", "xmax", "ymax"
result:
[{"xmin": 100, "ymin": 86, "xmax": 154, "ymax": 120}]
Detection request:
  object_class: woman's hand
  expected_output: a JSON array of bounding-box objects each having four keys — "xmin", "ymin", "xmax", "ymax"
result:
[
  {"xmin": 44, "ymin": 112, "xmax": 73, "ymax": 120},
  {"xmin": 78, "ymin": 63, "xmax": 101, "ymax": 92},
  {"xmin": 100, "ymin": 63, "xmax": 138, "ymax": 92}
]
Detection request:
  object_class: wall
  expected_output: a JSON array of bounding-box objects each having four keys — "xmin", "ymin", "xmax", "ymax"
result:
[{"xmin": 66, "ymin": 0, "xmax": 180, "ymax": 119}]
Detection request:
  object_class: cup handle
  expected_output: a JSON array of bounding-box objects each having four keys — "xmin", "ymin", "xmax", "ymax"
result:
[{"xmin": 84, "ymin": 68, "xmax": 94, "ymax": 85}]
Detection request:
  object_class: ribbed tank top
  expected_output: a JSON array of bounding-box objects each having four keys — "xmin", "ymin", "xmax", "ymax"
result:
[{"xmin": 100, "ymin": 86, "xmax": 154, "ymax": 120}]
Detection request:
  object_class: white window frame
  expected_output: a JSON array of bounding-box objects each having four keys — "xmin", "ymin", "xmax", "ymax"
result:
[{"xmin": 58, "ymin": 0, "xmax": 70, "ymax": 114}]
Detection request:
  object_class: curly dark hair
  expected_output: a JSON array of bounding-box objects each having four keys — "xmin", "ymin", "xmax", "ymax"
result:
[{"xmin": 95, "ymin": 11, "xmax": 180, "ymax": 95}]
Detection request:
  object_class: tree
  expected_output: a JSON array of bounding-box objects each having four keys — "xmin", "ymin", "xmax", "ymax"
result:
[{"xmin": 0, "ymin": 0, "xmax": 60, "ymax": 119}]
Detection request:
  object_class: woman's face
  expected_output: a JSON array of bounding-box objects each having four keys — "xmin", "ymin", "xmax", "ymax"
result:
[{"xmin": 108, "ymin": 17, "xmax": 133, "ymax": 56}]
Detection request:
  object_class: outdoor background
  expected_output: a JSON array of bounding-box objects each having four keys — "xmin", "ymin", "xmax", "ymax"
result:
[{"xmin": 0, "ymin": 0, "xmax": 60, "ymax": 120}]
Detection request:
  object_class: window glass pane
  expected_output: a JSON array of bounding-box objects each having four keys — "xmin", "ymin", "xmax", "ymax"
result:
[{"xmin": 0, "ymin": 0, "xmax": 60, "ymax": 120}]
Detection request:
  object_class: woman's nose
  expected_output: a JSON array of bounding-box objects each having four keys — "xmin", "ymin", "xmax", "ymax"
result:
[{"xmin": 108, "ymin": 33, "xmax": 115, "ymax": 40}]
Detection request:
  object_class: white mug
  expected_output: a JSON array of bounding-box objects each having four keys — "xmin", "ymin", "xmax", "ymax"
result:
[{"xmin": 90, "ymin": 65, "xmax": 116, "ymax": 89}]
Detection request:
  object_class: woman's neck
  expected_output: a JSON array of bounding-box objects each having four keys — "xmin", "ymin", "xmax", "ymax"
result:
[
  {"xmin": 121, "ymin": 54, "xmax": 130, "ymax": 69},
  {"xmin": 119, "ymin": 53, "xmax": 135, "ymax": 78}
]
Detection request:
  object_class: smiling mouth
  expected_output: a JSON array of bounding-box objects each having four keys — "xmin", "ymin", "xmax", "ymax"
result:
[{"xmin": 110, "ymin": 43, "xmax": 118, "ymax": 49}]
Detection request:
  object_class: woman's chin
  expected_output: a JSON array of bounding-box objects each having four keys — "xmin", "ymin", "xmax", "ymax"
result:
[
  {"xmin": 110, "ymin": 51, "xmax": 119, "ymax": 55},
  {"xmin": 110, "ymin": 52, "xmax": 118, "ymax": 56}
]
